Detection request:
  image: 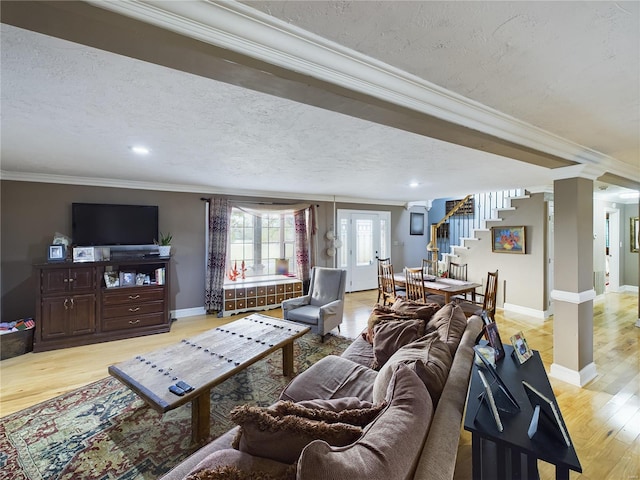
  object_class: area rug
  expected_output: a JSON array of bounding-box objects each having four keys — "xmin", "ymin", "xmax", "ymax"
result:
[{"xmin": 0, "ymin": 333, "xmax": 352, "ymax": 480}]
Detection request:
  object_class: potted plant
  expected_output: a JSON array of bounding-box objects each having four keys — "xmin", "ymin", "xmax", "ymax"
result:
[{"xmin": 155, "ymin": 232, "xmax": 172, "ymax": 257}]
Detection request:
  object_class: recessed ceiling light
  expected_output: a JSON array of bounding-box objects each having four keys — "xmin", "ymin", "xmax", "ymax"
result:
[
  {"xmin": 409, "ymin": 181, "xmax": 419, "ymax": 188},
  {"xmin": 130, "ymin": 145, "xmax": 150, "ymax": 155}
]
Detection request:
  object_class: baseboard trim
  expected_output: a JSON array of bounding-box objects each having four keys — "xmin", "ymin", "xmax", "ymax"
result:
[
  {"xmin": 171, "ymin": 306, "xmax": 206, "ymax": 319},
  {"xmin": 503, "ymin": 303, "xmax": 549, "ymax": 320},
  {"xmin": 550, "ymin": 288, "xmax": 596, "ymax": 304},
  {"xmin": 550, "ymin": 361, "xmax": 598, "ymax": 387}
]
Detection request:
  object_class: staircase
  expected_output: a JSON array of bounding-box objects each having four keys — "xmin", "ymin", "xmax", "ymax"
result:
[{"xmin": 430, "ymin": 189, "xmax": 527, "ymax": 268}]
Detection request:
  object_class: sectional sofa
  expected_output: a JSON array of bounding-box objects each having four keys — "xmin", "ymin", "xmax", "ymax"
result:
[{"xmin": 160, "ymin": 299, "xmax": 484, "ymax": 480}]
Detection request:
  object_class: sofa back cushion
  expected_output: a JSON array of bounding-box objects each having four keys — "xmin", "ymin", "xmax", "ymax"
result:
[
  {"xmin": 297, "ymin": 364, "xmax": 433, "ymax": 480},
  {"xmin": 371, "ymin": 319, "xmax": 426, "ymax": 369},
  {"xmin": 426, "ymin": 302, "xmax": 468, "ymax": 356},
  {"xmin": 372, "ymin": 331, "xmax": 452, "ymax": 406}
]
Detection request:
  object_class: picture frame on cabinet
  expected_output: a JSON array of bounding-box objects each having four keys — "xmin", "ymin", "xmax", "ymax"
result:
[
  {"xmin": 120, "ymin": 270, "xmax": 136, "ymax": 287},
  {"xmin": 48, "ymin": 244, "xmax": 66, "ymax": 262},
  {"xmin": 104, "ymin": 271, "xmax": 119, "ymax": 288},
  {"xmin": 73, "ymin": 246, "xmax": 95, "ymax": 262}
]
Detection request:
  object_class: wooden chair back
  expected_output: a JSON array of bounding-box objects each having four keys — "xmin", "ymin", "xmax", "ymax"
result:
[
  {"xmin": 482, "ymin": 270, "xmax": 499, "ymax": 318},
  {"xmin": 421, "ymin": 258, "xmax": 436, "ymax": 277},
  {"xmin": 377, "ymin": 258, "xmax": 391, "ymax": 303},
  {"xmin": 404, "ymin": 267, "xmax": 426, "ymax": 303},
  {"xmin": 448, "ymin": 262, "xmax": 467, "ymax": 281},
  {"xmin": 380, "ymin": 263, "xmax": 398, "ymax": 306}
]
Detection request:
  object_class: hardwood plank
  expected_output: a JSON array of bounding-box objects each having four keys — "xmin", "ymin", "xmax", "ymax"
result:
[{"xmin": 1, "ymin": 289, "xmax": 638, "ymax": 480}]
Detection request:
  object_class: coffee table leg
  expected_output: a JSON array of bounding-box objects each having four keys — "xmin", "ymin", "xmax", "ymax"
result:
[
  {"xmin": 282, "ymin": 342, "xmax": 294, "ymax": 376},
  {"xmin": 191, "ymin": 390, "xmax": 211, "ymax": 444}
]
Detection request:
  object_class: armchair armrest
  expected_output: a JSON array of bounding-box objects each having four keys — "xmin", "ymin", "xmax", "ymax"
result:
[
  {"xmin": 319, "ymin": 299, "xmax": 343, "ymax": 320},
  {"xmin": 282, "ymin": 295, "xmax": 311, "ymax": 313}
]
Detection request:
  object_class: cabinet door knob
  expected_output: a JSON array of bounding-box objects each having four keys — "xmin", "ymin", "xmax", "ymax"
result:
[
  {"xmin": 68, "ymin": 278, "xmax": 74, "ymax": 283},
  {"xmin": 128, "ymin": 307, "xmax": 140, "ymax": 312},
  {"xmin": 64, "ymin": 279, "xmax": 69, "ymax": 283},
  {"xmin": 70, "ymin": 298, "xmax": 75, "ymax": 308},
  {"xmin": 64, "ymin": 298, "xmax": 69, "ymax": 309},
  {"xmin": 128, "ymin": 319, "xmax": 140, "ymax": 325},
  {"xmin": 128, "ymin": 294, "xmax": 140, "ymax": 300}
]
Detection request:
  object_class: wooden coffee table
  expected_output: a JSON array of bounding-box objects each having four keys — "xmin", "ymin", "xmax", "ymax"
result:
[{"xmin": 108, "ymin": 313, "xmax": 310, "ymax": 443}]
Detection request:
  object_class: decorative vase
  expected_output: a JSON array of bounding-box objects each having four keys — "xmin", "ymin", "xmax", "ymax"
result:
[{"xmin": 158, "ymin": 245, "xmax": 171, "ymax": 257}]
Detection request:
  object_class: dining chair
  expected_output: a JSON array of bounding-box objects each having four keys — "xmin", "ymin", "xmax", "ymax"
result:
[
  {"xmin": 421, "ymin": 258, "xmax": 436, "ymax": 278},
  {"xmin": 380, "ymin": 263, "xmax": 405, "ymax": 306},
  {"xmin": 458, "ymin": 270, "xmax": 498, "ymax": 318},
  {"xmin": 448, "ymin": 262, "xmax": 470, "ymax": 301},
  {"xmin": 448, "ymin": 262, "xmax": 467, "ymax": 281},
  {"xmin": 403, "ymin": 267, "xmax": 426, "ymax": 303},
  {"xmin": 377, "ymin": 257, "xmax": 391, "ymax": 303}
]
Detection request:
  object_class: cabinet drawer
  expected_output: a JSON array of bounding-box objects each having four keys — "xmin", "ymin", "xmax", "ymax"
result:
[
  {"xmin": 102, "ymin": 312, "xmax": 166, "ymax": 332},
  {"xmin": 103, "ymin": 300, "xmax": 164, "ymax": 319},
  {"xmin": 103, "ymin": 287, "xmax": 164, "ymax": 305},
  {"xmin": 225, "ymin": 289, "xmax": 235, "ymax": 299}
]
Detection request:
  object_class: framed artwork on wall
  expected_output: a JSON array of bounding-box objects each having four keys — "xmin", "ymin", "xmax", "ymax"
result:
[
  {"xmin": 631, "ymin": 217, "xmax": 639, "ymax": 253},
  {"xmin": 491, "ymin": 226, "xmax": 526, "ymax": 254},
  {"xmin": 410, "ymin": 212, "xmax": 424, "ymax": 235}
]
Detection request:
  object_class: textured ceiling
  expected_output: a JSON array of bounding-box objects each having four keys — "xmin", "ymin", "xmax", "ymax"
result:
[{"xmin": 1, "ymin": 1, "xmax": 638, "ymax": 204}]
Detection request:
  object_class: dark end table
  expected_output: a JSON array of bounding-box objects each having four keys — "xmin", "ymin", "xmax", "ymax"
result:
[{"xmin": 464, "ymin": 343, "xmax": 581, "ymax": 480}]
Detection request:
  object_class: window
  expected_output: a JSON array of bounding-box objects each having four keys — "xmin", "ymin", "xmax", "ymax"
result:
[{"xmin": 228, "ymin": 208, "xmax": 296, "ymax": 279}]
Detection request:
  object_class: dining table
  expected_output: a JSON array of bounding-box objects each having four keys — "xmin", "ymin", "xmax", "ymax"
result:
[{"xmin": 394, "ymin": 272, "xmax": 481, "ymax": 305}]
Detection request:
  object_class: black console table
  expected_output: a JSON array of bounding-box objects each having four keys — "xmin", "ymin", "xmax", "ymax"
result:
[{"xmin": 464, "ymin": 343, "xmax": 581, "ymax": 480}]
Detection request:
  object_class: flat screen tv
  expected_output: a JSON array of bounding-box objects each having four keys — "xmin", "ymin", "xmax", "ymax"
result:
[{"xmin": 72, "ymin": 203, "xmax": 159, "ymax": 246}]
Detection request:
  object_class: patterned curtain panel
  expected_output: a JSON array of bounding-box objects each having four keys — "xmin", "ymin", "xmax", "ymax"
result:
[
  {"xmin": 205, "ymin": 197, "xmax": 231, "ymax": 313},
  {"xmin": 294, "ymin": 208, "xmax": 312, "ymax": 287}
]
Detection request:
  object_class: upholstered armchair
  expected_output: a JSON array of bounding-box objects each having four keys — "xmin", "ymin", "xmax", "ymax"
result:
[{"xmin": 281, "ymin": 267, "xmax": 347, "ymax": 339}]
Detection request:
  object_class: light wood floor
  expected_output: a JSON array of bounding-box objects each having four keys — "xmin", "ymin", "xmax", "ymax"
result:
[{"xmin": 1, "ymin": 290, "xmax": 638, "ymax": 479}]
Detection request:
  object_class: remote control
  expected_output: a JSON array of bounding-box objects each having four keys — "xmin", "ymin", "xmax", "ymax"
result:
[
  {"xmin": 175, "ymin": 380, "xmax": 194, "ymax": 392},
  {"xmin": 168, "ymin": 384, "xmax": 185, "ymax": 396}
]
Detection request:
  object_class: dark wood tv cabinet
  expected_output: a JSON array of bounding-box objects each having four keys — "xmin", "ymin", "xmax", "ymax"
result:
[{"xmin": 34, "ymin": 257, "xmax": 171, "ymax": 352}]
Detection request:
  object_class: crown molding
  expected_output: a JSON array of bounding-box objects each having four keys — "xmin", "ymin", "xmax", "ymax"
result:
[
  {"xmin": 0, "ymin": 171, "xmax": 405, "ymax": 207},
  {"xmin": 87, "ymin": 0, "xmax": 637, "ymax": 182}
]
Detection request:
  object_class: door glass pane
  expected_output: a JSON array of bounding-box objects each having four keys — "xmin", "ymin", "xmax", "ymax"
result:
[
  {"xmin": 338, "ymin": 219, "xmax": 348, "ymax": 268},
  {"xmin": 356, "ymin": 219, "xmax": 373, "ymax": 266},
  {"xmin": 380, "ymin": 219, "xmax": 388, "ymax": 259}
]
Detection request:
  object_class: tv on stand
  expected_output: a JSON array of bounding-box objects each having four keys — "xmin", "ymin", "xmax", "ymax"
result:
[{"xmin": 72, "ymin": 202, "xmax": 160, "ymax": 258}]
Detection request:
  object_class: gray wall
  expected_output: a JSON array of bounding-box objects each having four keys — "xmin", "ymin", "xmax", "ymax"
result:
[
  {"xmin": 452, "ymin": 193, "xmax": 548, "ymax": 313},
  {"xmin": 0, "ymin": 180, "xmax": 402, "ymax": 321},
  {"xmin": 623, "ymin": 202, "xmax": 639, "ymax": 287},
  {"xmin": 1, "ymin": 180, "xmax": 207, "ymax": 320}
]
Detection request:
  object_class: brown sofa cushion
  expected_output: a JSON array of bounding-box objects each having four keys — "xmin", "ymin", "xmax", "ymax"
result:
[
  {"xmin": 279, "ymin": 354, "xmax": 377, "ymax": 403},
  {"xmin": 185, "ymin": 449, "xmax": 294, "ymax": 480},
  {"xmin": 426, "ymin": 302, "xmax": 468, "ymax": 356},
  {"xmin": 271, "ymin": 399, "xmax": 385, "ymax": 426},
  {"xmin": 371, "ymin": 319, "xmax": 426, "ymax": 369},
  {"xmin": 364, "ymin": 300, "xmax": 440, "ymax": 344},
  {"xmin": 297, "ymin": 363, "xmax": 434, "ymax": 480},
  {"xmin": 372, "ymin": 331, "xmax": 452, "ymax": 406},
  {"xmin": 391, "ymin": 297, "xmax": 441, "ymax": 320},
  {"xmin": 231, "ymin": 402, "xmax": 384, "ymax": 463}
]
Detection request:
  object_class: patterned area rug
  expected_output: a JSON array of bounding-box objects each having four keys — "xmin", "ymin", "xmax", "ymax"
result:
[{"xmin": 0, "ymin": 333, "xmax": 352, "ymax": 480}]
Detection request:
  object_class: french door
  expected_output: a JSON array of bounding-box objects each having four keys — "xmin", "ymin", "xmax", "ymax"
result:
[{"xmin": 336, "ymin": 209, "xmax": 391, "ymax": 292}]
